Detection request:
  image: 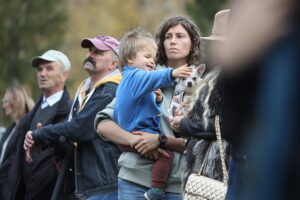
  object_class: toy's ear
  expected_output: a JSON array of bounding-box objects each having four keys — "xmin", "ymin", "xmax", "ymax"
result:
[{"xmin": 197, "ymin": 64, "xmax": 206, "ymax": 76}]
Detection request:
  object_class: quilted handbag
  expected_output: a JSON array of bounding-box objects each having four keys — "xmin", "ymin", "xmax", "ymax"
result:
[{"xmin": 184, "ymin": 115, "xmax": 228, "ymax": 200}]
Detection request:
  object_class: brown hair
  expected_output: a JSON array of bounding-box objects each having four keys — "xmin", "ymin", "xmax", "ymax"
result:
[
  {"xmin": 156, "ymin": 16, "xmax": 203, "ymax": 66},
  {"xmin": 5, "ymin": 85, "xmax": 34, "ymax": 120}
]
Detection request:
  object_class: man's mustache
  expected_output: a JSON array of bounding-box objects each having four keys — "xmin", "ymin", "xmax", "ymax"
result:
[
  {"xmin": 38, "ymin": 78, "xmax": 48, "ymax": 81},
  {"xmin": 83, "ymin": 57, "xmax": 96, "ymax": 69}
]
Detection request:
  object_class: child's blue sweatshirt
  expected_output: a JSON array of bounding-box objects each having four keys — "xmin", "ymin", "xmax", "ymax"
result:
[{"xmin": 114, "ymin": 66, "xmax": 174, "ymax": 134}]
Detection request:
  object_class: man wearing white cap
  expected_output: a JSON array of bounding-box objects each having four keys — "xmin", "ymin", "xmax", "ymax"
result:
[
  {"xmin": 24, "ymin": 36, "xmax": 122, "ymax": 200},
  {"xmin": 31, "ymin": 50, "xmax": 71, "ymax": 98},
  {"xmin": 9, "ymin": 50, "xmax": 73, "ymax": 200}
]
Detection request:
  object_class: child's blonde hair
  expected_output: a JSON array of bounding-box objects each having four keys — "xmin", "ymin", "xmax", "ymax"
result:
[{"xmin": 119, "ymin": 28, "xmax": 157, "ymax": 70}]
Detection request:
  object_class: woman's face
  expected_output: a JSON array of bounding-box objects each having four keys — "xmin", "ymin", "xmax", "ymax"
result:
[
  {"xmin": 163, "ymin": 24, "xmax": 192, "ymax": 65},
  {"xmin": 2, "ymin": 92, "xmax": 15, "ymax": 118}
]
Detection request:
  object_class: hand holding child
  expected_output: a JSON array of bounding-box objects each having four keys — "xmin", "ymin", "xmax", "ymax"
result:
[
  {"xmin": 131, "ymin": 131, "xmax": 160, "ymax": 154},
  {"xmin": 143, "ymin": 148, "xmax": 170, "ymax": 160}
]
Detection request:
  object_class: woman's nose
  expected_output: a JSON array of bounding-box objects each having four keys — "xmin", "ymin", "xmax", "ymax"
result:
[
  {"xmin": 171, "ymin": 39, "xmax": 176, "ymax": 45},
  {"xmin": 170, "ymin": 37, "xmax": 177, "ymax": 45}
]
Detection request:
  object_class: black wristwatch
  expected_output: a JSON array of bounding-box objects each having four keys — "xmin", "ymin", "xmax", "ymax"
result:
[{"xmin": 158, "ymin": 134, "xmax": 168, "ymax": 148}]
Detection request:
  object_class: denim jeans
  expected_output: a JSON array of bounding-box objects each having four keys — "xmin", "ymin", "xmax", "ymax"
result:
[
  {"xmin": 86, "ymin": 192, "xmax": 118, "ymax": 200},
  {"xmin": 118, "ymin": 178, "xmax": 181, "ymax": 200}
]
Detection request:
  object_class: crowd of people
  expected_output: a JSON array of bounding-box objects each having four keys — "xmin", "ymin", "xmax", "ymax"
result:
[{"xmin": 0, "ymin": 0, "xmax": 299, "ymax": 199}]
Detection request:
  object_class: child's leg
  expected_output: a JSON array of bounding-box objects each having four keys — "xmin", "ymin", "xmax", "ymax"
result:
[
  {"xmin": 118, "ymin": 144, "xmax": 138, "ymax": 152},
  {"xmin": 151, "ymin": 149, "xmax": 174, "ymax": 189}
]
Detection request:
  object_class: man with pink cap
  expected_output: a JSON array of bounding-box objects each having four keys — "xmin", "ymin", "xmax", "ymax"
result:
[{"xmin": 24, "ymin": 35, "xmax": 122, "ymax": 200}]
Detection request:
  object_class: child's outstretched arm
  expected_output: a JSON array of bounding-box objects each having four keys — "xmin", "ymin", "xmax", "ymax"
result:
[{"xmin": 171, "ymin": 64, "xmax": 192, "ymax": 78}]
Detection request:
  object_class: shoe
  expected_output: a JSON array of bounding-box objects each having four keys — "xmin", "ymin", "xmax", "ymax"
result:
[{"xmin": 144, "ymin": 188, "xmax": 166, "ymax": 200}]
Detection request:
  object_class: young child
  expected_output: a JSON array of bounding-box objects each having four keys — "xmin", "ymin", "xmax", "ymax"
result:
[{"xmin": 114, "ymin": 28, "xmax": 192, "ymax": 200}]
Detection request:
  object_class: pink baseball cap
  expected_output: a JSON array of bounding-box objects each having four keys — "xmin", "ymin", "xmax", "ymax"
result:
[{"xmin": 81, "ymin": 35, "xmax": 120, "ymax": 56}]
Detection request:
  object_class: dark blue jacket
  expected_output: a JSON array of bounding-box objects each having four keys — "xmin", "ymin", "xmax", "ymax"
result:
[
  {"xmin": 9, "ymin": 87, "xmax": 73, "ymax": 200},
  {"xmin": 32, "ymin": 81, "xmax": 121, "ymax": 198}
]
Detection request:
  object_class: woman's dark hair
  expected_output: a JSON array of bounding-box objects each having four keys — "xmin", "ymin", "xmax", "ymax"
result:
[{"xmin": 156, "ymin": 16, "xmax": 203, "ymax": 66}]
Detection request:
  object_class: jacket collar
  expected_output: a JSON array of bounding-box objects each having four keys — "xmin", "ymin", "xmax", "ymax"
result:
[
  {"xmin": 29, "ymin": 86, "xmax": 71, "ymax": 126},
  {"xmin": 75, "ymin": 70, "xmax": 121, "ymax": 111},
  {"xmin": 55, "ymin": 86, "xmax": 71, "ymax": 115},
  {"xmin": 77, "ymin": 70, "xmax": 122, "ymax": 94}
]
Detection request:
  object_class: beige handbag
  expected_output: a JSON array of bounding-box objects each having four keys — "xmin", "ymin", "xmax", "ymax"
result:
[{"xmin": 184, "ymin": 115, "xmax": 228, "ymax": 200}]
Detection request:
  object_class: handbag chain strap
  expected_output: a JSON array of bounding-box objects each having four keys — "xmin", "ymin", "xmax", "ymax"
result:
[
  {"xmin": 197, "ymin": 115, "xmax": 229, "ymax": 184},
  {"xmin": 215, "ymin": 115, "xmax": 229, "ymax": 184}
]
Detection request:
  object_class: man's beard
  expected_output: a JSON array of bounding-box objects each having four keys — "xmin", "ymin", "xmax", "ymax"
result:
[{"xmin": 83, "ymin": 57, "xmax": 97, "ymax": 70}]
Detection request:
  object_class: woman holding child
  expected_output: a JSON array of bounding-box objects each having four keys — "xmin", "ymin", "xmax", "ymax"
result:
[
  {"xmin": 169, "ymin": 9, "xmax": 232, "ymax": 198},
  {"xmin": 95, "ymin": 16, "xmax": 203, "ymax": 200}
]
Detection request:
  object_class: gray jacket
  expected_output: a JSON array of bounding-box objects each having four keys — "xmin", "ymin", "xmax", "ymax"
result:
[{"xmin": 95, "ymin": 65, "xmax": 186, "ymax": 193}]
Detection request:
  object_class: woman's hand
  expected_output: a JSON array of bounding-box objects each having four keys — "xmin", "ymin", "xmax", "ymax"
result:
[
  {"xmin": 128, "ymin": 134, "xmax": 143, "ymax": 148},
  {"xmin": 131, "ymin": 131, "xmax": 160, "ymax": 154},
  {"xmin": 142, "ymin": 148, "xmax": 170, "ymax": 160},
  {"xmin": 169, "ymin": 116, "xmax": 184, "ymax": 132}
]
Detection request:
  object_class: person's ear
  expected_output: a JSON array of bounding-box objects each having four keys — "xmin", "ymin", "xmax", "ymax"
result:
[
  {"xmin": 110, "ymin": 60, "xmax": 119, "ymax": 70},
  {"xmin": 61, "ymin": 71, "xmax": 68, "ymax": 82},
  {"xmin": 112, "ymin": 60, "xmax": 119, "ymax": 67},
  {"xmin": 126, "ymin": 56, "xmax": 134, "ymax": 65}
]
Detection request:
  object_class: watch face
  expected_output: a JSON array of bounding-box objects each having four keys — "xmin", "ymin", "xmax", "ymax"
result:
[{"xmin": 160, "ymin": 134, "xmax": 167, "ymax": 143}]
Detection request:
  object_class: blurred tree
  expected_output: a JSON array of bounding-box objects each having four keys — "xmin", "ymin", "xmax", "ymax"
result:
[
  {"xmin": 64, "ymin": 0, "xmax": 186, "ymax": 96},
  {"xmin": 1, "ymin": 0, "xmax": 232, "ymax": 126},
  {"xmin": 0, "ymin": 0, "xmax": 231, "ymax": 125},
  {"xmin": 185, "ymin": 0, "xmax": 230, "ymax": 36},
  {"xmin": 0, "ymin": 0, "xmax": 68, "ymax": 99}
]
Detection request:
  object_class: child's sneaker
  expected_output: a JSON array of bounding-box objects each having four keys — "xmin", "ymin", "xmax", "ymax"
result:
[{"xmin": 144, "ymin": 188, "xmax": 166, "ymax": 200}]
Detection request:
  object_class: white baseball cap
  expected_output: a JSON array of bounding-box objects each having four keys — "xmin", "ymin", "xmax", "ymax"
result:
[{"xmin": 31, "ymin": 50, "xmax": 71, "ymax": 71}]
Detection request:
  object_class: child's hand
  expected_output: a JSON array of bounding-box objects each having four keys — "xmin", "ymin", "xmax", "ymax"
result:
[
  {"xmin": 169, "ymin": 116, "xmax": 184, "ymax": 132},
  {"xmin": 172, "ymin": 64, "xmax": 192, "ymax": 78},
  {"xmin": 154, "ymin": 89, "xmax": 163, "ymax": 103}
]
